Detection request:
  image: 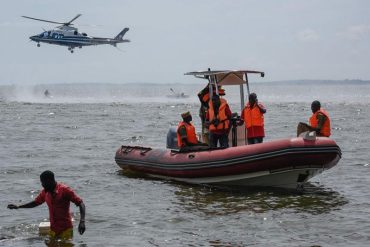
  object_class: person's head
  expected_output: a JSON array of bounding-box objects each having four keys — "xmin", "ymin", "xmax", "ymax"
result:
[
  {"xmin": 181, "ymin": 111, "xmax": 192, "ymax": 123},
  {"xmin": 210, "ymin": 85, "xmax": 225, "ymax": 96},
  {"xmin": 40, "ymin": 170, "xmax": 56, "ymax": 192},
  {"xmin": 218, "ymin": 86, "xmax": 225, "ymax": 96},
  {"xmin": 311, "ymin": 100, "xmax": 321, "ymax": 113},
  {"xmin": 249, "ymin": 93, "xmax": 257, "ymax": 105}
]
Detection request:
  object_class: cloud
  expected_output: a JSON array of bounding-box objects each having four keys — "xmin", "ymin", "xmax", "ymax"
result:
[
  {"xmin": 337, "ymin": 25, "xmax": 370, "ymax": 40},
  {"xmin": 297, "ymin": 29, "xmax": 319, "ymax": 42}
]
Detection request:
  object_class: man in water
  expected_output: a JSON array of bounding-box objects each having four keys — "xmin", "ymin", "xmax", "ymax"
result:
[
  {"xmin": 307, "ymin": 100, "xmax": 331, "ymax": 137},
  {"xmin": 240, "ymin": 93, "xmax": 266, "ymax": 144},
  {"xmin": 44, "ymin": 90, "xmax": 50, "ymax": 97},
  {"xmin": 7, "ymin": 170, "xmax": 86, "ymax": 240}
]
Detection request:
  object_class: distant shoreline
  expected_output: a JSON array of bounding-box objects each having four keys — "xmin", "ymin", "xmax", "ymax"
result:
[{"xmin": 1, "ymin": 79, "xmax": 370, "ymax": 87}]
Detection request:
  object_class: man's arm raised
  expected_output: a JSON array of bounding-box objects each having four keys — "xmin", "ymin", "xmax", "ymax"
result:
[{"xmin": 8, "ymin": 201, "xmax": 39, "ymax": 209}]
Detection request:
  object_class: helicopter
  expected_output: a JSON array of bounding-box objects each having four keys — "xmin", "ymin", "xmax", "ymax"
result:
[{"xmin": 22, "ymin": 14, "xmax": 130, "ymax": 53}]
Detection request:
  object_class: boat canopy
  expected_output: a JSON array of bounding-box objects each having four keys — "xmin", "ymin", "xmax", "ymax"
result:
[
  {"xmin": 184, "ymin": 70, "xmax": 264, "ymax": 86},
  {"xmin": 185, "ymin": 69, "xmax": 265, "ymax": 107}
]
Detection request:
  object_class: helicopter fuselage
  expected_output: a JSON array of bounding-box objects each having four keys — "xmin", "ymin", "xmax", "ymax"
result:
[
  {"xmin": 29, "ymin": 27, "xmax": 129, "ymax": 52},
  {"xmin": 22, "ymin": 14, "xmax": 129, "ymax": 53}
]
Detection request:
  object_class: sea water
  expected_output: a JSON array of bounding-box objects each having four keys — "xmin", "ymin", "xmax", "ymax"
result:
[{"xmin": 0, "ymin": 82, "xmax": 369, "ymax": 246}]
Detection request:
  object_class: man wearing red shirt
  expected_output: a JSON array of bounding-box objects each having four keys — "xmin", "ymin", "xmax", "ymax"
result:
[{"xmin": 8, "ymin": 170, "xmax": 86, "ymax": 239}]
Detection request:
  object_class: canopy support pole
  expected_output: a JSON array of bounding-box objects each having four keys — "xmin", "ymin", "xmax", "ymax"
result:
[
  {"xmin": 244, "ymin": 72, "xmax": 251, "ymax": 145},
  {"xmin": 245, "ymin": 72, "xmax": 250, "ymax": 97}
]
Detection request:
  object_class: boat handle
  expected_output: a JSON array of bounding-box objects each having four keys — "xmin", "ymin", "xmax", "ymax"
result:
[
  {"xmin": 121, "ymin": 146, "xmax": 133, "ymax": 154},
  {"xmin": 140, "ymin": 149, "xmax": 151, "ymax": 155}
]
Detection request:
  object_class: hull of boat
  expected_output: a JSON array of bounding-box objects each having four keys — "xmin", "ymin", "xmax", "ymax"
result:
[
  {"xmin": 148, "ymin": 167, "xmax": 324, "ymax": 189},
  {"xmin": 115, "ymin": 137, "xmax": 341, "ymax": 189}
]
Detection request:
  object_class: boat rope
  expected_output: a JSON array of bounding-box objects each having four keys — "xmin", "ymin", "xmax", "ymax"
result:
[{"xmin": 121, "ymin": 145, "xmax": 152, "ymax": 154}]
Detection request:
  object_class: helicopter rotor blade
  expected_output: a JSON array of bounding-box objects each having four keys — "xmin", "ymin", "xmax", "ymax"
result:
[
  {"xmin": 21, "ymin": 16, "xmax": 64, "ymax": 25},
  {"xmin": 64, "ymin": 14, "xmax": 82, "ymax": 26}
]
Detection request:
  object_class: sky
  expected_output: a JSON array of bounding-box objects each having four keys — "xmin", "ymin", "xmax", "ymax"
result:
[{"xmin": 1, "ymin": 0, "xmax": 370, "ymax": 85}]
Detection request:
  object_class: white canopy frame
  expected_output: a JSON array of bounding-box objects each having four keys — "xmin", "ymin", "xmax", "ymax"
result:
[
  {"xmin": 185, "ymin": 69, "xmax": 265, "ymax": 111},
  {"xmin": 185, "ymin": 69, "xmax": 265, "ymax": 146}
]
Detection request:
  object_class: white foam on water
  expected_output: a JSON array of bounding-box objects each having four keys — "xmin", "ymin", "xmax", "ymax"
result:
[{"xmin": 1, "ymin": 81, "xmax": 370, "ymax": 104}]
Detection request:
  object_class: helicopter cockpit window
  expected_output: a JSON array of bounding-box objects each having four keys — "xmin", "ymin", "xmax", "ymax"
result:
[
  {"xmin": 48, "ymin": 31, "xmax": 51, "ymax": 37},
  {"xmin": 82, "ymin": 33, "xmax": 87, "ymax": 36},
  {"xmin": 74, "ymin": 31, "xmax": 78, "ymax": 35}
]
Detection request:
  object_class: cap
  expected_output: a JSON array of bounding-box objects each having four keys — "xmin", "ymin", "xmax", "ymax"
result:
[{"xmin": 181, "ymin": 111, "xmax": 191, "ymax": 119}]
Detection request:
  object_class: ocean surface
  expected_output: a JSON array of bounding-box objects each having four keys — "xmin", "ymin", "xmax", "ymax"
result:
[{"xmin": 0, "ymin": 82, "xmax": 370, "ymax": 247}]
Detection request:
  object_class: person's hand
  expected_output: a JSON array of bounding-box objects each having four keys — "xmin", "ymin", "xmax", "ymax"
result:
[
  {"xmin": 7, "ymin": 204, "xmax": 19, "ymax": 209},
  {"xmin": 78, "ymin": 221, "xmax": 86, "ymax": 235},
  {"xmin": 212, "ymin": 119, "xmax": 220, "ymax": 127},
  {"xmin": 237, "ymin": 119, "xmax": 244, "ymax": 126}
]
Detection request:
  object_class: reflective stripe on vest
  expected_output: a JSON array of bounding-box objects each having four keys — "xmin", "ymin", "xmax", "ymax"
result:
[
  {"xmin": 208, "ymin": 98, "xmax": 230, "ymax": 131},
  {"xmin": 242, "ymin": 103, "xmax": 264, "ymax": 128},
  {"xmin": 309, "ymin": 108, "xmax": 331, "ymax": 137},
  {"xmin": 177, "ymin": 122, "xmax": 198, "ymax": 147}
]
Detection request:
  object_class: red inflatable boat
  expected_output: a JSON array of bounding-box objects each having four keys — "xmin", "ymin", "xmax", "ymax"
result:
[
  {"xmin": 115, "ymin": 70, "xmax": 341, "ymax": 189},
  {"xmin": 115, "ymin": 136, "xmax": 341, "ymax": 189}
]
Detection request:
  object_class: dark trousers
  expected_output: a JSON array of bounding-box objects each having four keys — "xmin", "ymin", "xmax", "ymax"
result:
[
  {"xmin": 210, "ymin": 132, "xmax": 229, "ymax": 148},
  {"xmin": 247, "ymin": 137, "xmax": 263, "ymax": 145}
]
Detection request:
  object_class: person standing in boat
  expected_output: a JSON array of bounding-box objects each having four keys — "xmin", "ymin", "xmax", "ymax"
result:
[
  {"xmin": 307, "ymin": 100, "xmax": 331, "ymax": 137},
  {"xmin": 240, "ymin": 93, "xmax": 266, "ymax": 144},
  {"xmin": 198, "ymin": 85, "xmax": 226, "ymax": 144},
  {"xmin": 7, "ymin": 170, "xmax": 86, "ymax": 240},
  {"xmin": 206, "ymin": 94, "xmax": 232, "ymax": 148}
]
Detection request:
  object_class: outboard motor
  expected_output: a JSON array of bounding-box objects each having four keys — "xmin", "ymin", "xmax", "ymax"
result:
[{"xmin": 166, "ymin": 127, "xmax": 179, "ymax": 149}]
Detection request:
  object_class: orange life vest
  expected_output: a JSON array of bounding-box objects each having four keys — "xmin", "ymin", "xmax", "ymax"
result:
[
  {"xmin": 177, "ymin": 122, "xmax": 198, "ymax": 147},
  {"xmin": 309, "ymin": 108, "xmax": 331, "ymax": 137},
  {"xmin": 242, "ymin": 103, "xmax": 264, "ymax": 128},
  {"xmin": 208, "ymin": 98, "xmax": 230, "ymax": 131},
  {"xmin": 202, "ymin": 92, "xmax": 210, "ymax": 103}
]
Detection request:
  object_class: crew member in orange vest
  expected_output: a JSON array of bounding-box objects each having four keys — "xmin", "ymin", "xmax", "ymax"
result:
[
  {"xmin": 240, "ymin": 93, "xmax": 266, "ymax": 144},
  {"xmin": 177, "ymin": 111, "xmax": 200, "ymax": 148},
  {"xmin": 198, "ymin": 85, "xmax": 226, "ymax": 144},
  {"xmin": 308, "ymin": 100, "xmax": 331, "ymax": 137},
  {"xmin": 206, "ymin": 94, "xmax": 232, "ymax": 148}
]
